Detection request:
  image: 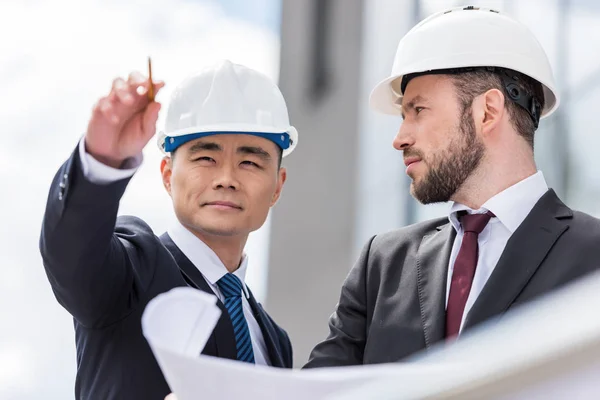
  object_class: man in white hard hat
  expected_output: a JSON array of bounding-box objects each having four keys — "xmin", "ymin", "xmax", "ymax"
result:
[
  {"xmin": 304, "ymin": 6, "xmax": 600, "ymax": 367},
  {"xmin": 39, "ymin": 60, "xmax": 295, "ymax": 399}
]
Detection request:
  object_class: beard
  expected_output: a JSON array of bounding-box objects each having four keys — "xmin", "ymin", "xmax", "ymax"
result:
[{"xmin": 409, "ymin": 110, "xmax": 485, "ymax": 204}]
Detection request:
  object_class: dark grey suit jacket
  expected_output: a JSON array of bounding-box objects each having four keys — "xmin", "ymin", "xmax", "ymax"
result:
[
  {"xmin": 304, "ymin": 189, "xmax": 600, "ymax": 368},
  {"xmin": 39, "ymin": 147, "xmax": 292, "ymax": 399}
]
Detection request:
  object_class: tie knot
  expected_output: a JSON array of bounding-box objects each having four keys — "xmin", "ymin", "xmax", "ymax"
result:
[
  {"xmin": 217, "ymin": 273, "xmax": 243, "ymax": 299},
  {"xmin": 459, "ymin": 211, "xmax": 494, "ymax": 234}
]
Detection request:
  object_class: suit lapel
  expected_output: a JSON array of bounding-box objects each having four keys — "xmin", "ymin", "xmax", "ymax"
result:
[
  {"xmin": 160, "ymin": 233, "xmax": 213, "ymax": 292},
  {"xmin": 159, "ymin": 233, "xmax": 237, "ymax": 361},
  {"xmin": 245, "ymin": 288, "xmax": 286, "ymax": 367},
  {"xmin": 463, "ymin": 189, "xmax": 572, "ymax": 331},
  {"xmin": 417, "ymin": 223, "xmax": 456, "ymax": 347}
]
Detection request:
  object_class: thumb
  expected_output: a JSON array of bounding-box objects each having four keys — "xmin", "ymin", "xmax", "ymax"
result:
[{"xmin": 142, "ymin": 102, "xmax": 162, "ymax": 141}]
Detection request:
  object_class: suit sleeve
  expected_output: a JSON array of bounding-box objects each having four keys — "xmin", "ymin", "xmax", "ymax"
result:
[
  {"xmin": 39, "ymin": 144, "xmax": 151, "ymax": 328},
  {"xmin": 303, "ymin": 236, "xmax": 375, "ymax": 368},
  {"xmin": 78, "ymin": 135, "xmax": 142, "ymax": 183}
]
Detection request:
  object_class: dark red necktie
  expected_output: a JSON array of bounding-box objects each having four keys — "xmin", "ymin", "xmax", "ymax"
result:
[{"xmin": 445, "ymin": 211, "xmax": 494, "ymax": 338}]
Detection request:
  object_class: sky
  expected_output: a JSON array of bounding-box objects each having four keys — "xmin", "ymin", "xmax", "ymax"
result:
[{"xmin": 0, "ymin": 0, "xmax": 280, "ymax": 398}]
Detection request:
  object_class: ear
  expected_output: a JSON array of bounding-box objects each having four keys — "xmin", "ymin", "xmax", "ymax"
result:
[
  {"xmin": 160, "ymin": 156, "xmax": 173, "ymax": 196},
  {"xmin": 270, "ymin": 167, "xmax": 287, "ymax": 206},
  {"xmin": 478, "ymin": 88, "xmax": 505, "ymax": 136}
]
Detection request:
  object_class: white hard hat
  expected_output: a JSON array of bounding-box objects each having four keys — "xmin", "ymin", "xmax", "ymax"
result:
[
  {"xmin": 158, "ymin": 60, "xmax": 298, "ymax": 157},
  {"xmin": 370, "ymin": 6, "xmax": 559, "ymax": 123}
]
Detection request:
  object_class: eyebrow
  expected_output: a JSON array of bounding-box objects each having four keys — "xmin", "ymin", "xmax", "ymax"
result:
[
  {"xmin": 188, "ymin": 141, "xmax": 222, "ymax": 154},
  {"xmin": 401, "ymin": 95, "xmax": 427, "ymax": 120},
  {"xmin": 238, "ymin": 146, "xmax": 272, "ymax": 161}
]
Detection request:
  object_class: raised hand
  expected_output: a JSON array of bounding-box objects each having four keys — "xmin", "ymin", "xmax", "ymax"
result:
[{"xmin": 85, "ymin": 71, "xmax": 165, "ymax": 168}]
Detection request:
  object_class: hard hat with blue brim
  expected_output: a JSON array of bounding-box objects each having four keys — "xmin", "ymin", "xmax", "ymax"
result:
[{"xmin": 158, "ymin": 60, "xmax": 298, "ymax": 157}]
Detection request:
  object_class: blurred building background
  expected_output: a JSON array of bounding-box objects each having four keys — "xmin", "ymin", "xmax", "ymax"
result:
[{"xmin": 1, "ymin": 0, "xmax": 599, "ymax": 398}]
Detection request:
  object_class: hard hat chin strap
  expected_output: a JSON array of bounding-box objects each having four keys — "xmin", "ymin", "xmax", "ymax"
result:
[{"xmin": 401, "ymin": 66, "xmax": 542, "ymax": 128}]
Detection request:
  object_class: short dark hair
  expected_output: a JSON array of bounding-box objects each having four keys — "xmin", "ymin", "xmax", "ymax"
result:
[
  {"xmin": 275, "ymin": 146, "xmax": 283, "ymax": 169},
  {"xmin": 449, "ymin": 69, "xmax": 545, "ymax": 149}
]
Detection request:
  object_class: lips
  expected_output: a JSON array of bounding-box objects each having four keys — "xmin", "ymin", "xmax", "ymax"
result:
[
  {"xmin": 404, "ymin": 157, "xmax": 421, "ymax": 167},
  {"xmin": 203, "ymin": 201, "xmax": 243, "ymax": 210}
]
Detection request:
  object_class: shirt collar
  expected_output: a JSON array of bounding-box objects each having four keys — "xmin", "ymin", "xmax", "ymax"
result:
[
  {"xmin": 167, "ymin": 219, "xmax": 249, "ymax": 297},
  {"xmin": 449, "ymin": 171, "xmax": 549, "ymax": 233}
]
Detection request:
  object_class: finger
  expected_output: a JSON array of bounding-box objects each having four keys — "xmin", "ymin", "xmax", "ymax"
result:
[
  {"xmin": 149, "ymin": 81, "xmax": 166, "ymax": 99},
  {"xmin": 127, "ymin": 71, "xmax": 147, "ymax": 85},
  {"xmin": 129, "ymin": 71, "xmax": 149, "ymax": 97},
  {"xmin": 112, "ymin": 77, "xmax": 134, "ymax": 105},
  {"xmin": 136, "ymin": 85, "xmax": 148, "ymax": 96},
  {"xmin": 137, "ymin": 80, "xmax": 165, "ymax": 97},
  {"xmin": 141, "ymin": 101, "xmax": 161, "ymax": 138},
  {"xmin": 94, "ymin": 97, "xmax": 120, "ymax": 125},
  {"xmin": 165, "ymin": 394, "xmax": 177, "ymax": 400},
  {"xmin": 111, "ymin": 77, "xmax": 127, "ymax": 92}
]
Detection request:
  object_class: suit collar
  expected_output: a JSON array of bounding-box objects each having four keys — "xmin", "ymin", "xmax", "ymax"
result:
[
  {"xmin": 463, "ymin": 189, "xmax": 572, "ymax": 330},
  {"xmin": 160, "ymin": 234, "xmax": 211, "ymax": 292},
  {"xmin": 448, "ymin": 171, "xmax": 549, "ymax": 234},
  {"xmin": 166, "ymin": 220, "xmax": 250, "ymax": 297}
]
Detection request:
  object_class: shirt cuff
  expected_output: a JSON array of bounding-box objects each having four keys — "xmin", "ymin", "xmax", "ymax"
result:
[{"xmin": 78, "ymin": 138, "xmax": 142, "ymax": 184}]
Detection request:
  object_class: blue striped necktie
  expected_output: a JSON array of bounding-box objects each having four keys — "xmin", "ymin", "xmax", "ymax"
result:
[{"xmin": 216, "ymin": 273, "xmax": 255, "ymax": 364}]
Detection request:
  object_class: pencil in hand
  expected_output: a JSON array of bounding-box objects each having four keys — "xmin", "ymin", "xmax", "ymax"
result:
[{"xmin": 147, "ymin": 57, "xmax": 155, "ymax": 102}]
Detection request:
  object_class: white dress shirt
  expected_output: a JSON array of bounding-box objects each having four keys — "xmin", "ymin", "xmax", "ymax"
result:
[
  {"xmin": 78, "ymin": 138, "xmax": 142, "ymax": 183},
  {"xmin": 166, "ymin": 221, "xmax": 271, "ymax": 365},
  {"xmin": 78, "ymin": 139, "xmax": 271, "ymax": 365},
  {"xmin": 446, "ymin": 171, "xmax": 549, "ymax": 332}
]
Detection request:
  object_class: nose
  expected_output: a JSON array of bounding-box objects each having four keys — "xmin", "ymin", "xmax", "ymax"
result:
[
  {"xmin": 212, "ymin": 163, "xmax": 240, "ymax": 191},
  {"xmin": 392, "ymin": 122, "xmax": 415, "ymax": 151}
]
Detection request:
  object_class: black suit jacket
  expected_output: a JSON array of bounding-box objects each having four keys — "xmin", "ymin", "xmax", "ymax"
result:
[
  {"xmin": 305, "ymin": 189, "xmax": 600, "ymax": 368},
  {"xmin": 39, "ymin": 147, "xmax": 292, "ymax": 400}
]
